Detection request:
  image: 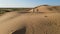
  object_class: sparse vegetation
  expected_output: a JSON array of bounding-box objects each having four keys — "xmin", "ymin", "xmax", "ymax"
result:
[
  {"xmin": 48, "ymin": 8, "xmax": 53, "ymax": 11},
  {"xmin": 0, "ymin": 8, "xmax": 32, "ymax": 14},
  {"xmin": 52, "ymin": 7, "xmax": 58, "ymax": 10},
  {"xmin": 40, "ymin": 5, "xmax": 50, "ymax": 6},
  {"xmin": 0, "ymin": 10, "xmax": 6, "ymax": 14}
]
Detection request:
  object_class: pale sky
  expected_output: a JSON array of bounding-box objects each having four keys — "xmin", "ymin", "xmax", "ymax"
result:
[{"xmin": 0, "ymin": 0, "xmax": 60, "ymax": 8}]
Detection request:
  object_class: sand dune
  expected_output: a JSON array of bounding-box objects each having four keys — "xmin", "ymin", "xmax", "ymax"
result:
[
  {"xmin": 0, "ymin": 12, "xmax": 60, "ymax": 34},
  {"xmin": 29, "ymin": 5, "xmax": 60, "ymax": 13},
  {"xmin": 0, "ymin": 5, "xmax": 60, "ymax": 34}
]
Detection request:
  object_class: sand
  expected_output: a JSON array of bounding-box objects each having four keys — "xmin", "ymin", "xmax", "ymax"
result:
[
  {"xmin": 0, "ymin": 12, "xmax": 60, "ymax": 34},
  {"xmin": 0, "ymin": 12, "xmax": 20, "ymax": 23}
]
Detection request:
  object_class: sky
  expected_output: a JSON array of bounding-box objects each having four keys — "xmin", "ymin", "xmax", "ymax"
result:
[{"xmin": 0, "ymin": 0, "xmax": 60, "ymax": 8}]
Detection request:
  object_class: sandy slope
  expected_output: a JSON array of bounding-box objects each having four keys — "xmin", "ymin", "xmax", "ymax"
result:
[
  {"xmin": 25, "ymin": 13, "xmax": 60, "ymax": 34},
  {"xmin": 0, "ymin": 12, "xmax": 60, "ymax": 34},
  {"xmin": 0, "ymin": 12, "xmax": 20, "ymax": 23},
  {"xmin": 0, "ymin": 13, "xmax": 25, "ymax": 34}
]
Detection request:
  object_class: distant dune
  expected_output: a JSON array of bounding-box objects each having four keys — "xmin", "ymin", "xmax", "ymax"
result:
[{"xmin": 29, "ymin": 5, "xmax": 60, "ymax": 13}]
